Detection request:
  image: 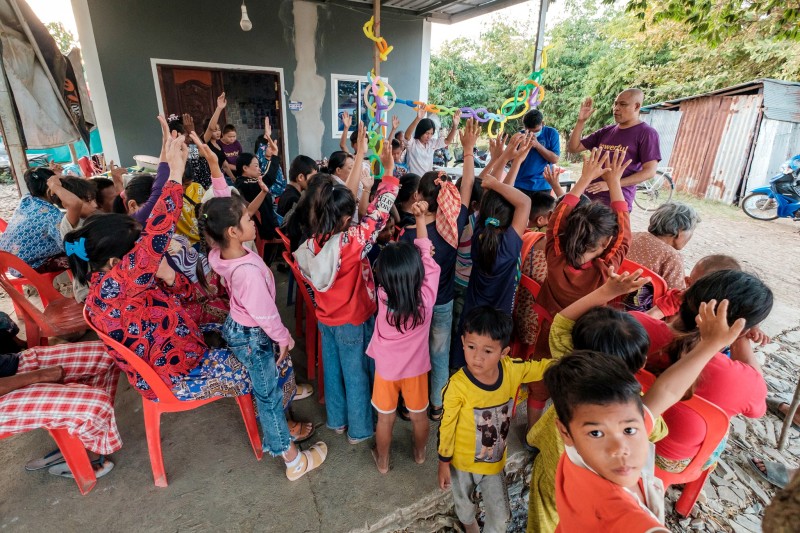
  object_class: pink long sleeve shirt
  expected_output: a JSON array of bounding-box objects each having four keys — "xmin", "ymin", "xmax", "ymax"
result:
[{"xmin": 366, "ymin": 238, "xmax": 441, "ymax": 380}]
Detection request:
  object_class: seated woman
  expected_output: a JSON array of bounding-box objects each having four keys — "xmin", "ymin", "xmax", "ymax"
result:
[
  {"xmin": 0, "ymin": 167, "xmax": 66, "ymax": 272},
  {"xmin": 1, "ymin": 341, "xmax": 120, "ymax": 479},
  {"xmin": 634, "ymin": 270, "xmax": 771, "ymax": 473},
  {"xmin": 234, "ymin": 153, "xmax": 279, "ymax": 240},
  {"xmin": 68, "ymin": 135, "xmax": 250, "ymax": 405}
]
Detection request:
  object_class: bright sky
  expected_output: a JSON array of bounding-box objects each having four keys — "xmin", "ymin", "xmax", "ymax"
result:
[{"xmin": 26, "ymin": 0, "xmax": 79, "ymax": 37}]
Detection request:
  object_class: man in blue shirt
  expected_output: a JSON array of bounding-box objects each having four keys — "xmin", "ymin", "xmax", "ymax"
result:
[{"xmin": 514, "ymin": 110, "xmax": 560, "ymax": 198}]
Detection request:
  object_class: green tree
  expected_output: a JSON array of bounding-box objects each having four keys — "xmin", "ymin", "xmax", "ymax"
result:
[{"xmin": 45, "ymin": 22, "xmax": 77, "ymax": 54}]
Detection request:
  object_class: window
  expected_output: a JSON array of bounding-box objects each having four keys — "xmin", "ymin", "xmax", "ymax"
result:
[{"xmin": 331, "ymin": 74, "xmax": 389, "ymax": 139}]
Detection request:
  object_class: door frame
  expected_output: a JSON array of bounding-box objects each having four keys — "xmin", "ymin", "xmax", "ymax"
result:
[{"xmin": 149, "ymin": 58, "xmax": 289, "ymax": 163}]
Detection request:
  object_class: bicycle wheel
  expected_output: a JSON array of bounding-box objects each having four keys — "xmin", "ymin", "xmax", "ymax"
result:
[
  {"xmin": 634, "ymin": 172, "xmax": 674, "ymax": 211},
  {"xmin": 741, "ymin": 192, "xmax": 779, "ymax": 221}
]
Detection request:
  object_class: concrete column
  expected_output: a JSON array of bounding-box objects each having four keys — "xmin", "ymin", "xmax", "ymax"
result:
[{"xmin": 290, "ymin": 0, "xmax": 325, "ymax": 159}]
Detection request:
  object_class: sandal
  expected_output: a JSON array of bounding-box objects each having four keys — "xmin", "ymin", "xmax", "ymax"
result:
[
  {"xmin": 48, "ymin": 455, "xmax": 114, "ymax": 479},
  {"xmin": 748, "ymin": 456, "xmax": 790, "ymax": 489},
  {"xmin": 286, "ymin": 441, "xmax": 327, "ymax": 481},
  {"xmin": 26, "ymin": 449, "xmax": 65, "ymax": 471},
  {"xmin": 288, "ymin": 420, "xmax": 315, "ymax": 443},
  {"xmin": 428, "ymin": 405, "xmax": 443, "ymax": 422},
  {"xmin": 294, "ymin": 383, "xmax": 313, "ymax": 401},
  {"xmin": 767, "ymin": 396, "xmax": 799, "ymax": 430}
]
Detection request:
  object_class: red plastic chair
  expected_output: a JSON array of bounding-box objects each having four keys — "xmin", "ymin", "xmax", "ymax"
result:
[
  {"xmin": 636, "ymin": 370, "xmax": 730, "ymax": 517},
  {"xmin": 283, "ymin": 251, "xmax": 324, "ymax": 403},
  {"xmin": 0, "ymin": 428, "xmax": 98, "ymax": 495},
  {"xmin": 619, "ymin": 258, "xmax": 668, "ymax": 304},
  {"xmin": 0, "ymin": 252, "xmax": 86, "ymax": 348},
  {"xmin": 275, "ymin": 227, "xmax": 297, "ymax": 308},
  {"xmin": 83, "ymin": 308, "xmax": 263, "ymax": 487}
]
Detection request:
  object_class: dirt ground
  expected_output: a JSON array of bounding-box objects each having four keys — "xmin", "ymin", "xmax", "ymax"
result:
[{"xmin": 0, "ymin": 183, "xmax": 799, "ymax": 532}]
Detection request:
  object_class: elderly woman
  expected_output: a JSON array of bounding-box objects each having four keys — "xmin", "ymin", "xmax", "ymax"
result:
[{"xmin": 627, "ymin": 201, "xmax": 700, "ymax": 290}]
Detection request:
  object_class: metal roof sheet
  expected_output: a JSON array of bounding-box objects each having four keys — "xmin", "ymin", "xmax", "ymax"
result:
[{"xmin": 320, "ymin": 0, "xmax": 535, "ymax": 24}]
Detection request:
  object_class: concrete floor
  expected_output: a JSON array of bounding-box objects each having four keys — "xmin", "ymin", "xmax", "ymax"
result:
[{"xmin": 0, "ymin": 269, "xmax": 520, "ymax": 532}]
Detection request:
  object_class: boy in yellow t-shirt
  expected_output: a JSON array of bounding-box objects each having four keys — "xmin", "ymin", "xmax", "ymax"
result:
[
  {"xmin": 176, "ymin": 169, "xmax": 204, "ymax": 247},
  {"xmin": 438, "ymin": 306, "xmax": 554, "ymax": 533}
]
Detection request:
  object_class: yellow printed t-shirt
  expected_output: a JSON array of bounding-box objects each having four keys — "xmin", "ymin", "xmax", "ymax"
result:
[
  {"xmin": 438, "ymin": 356, "xmax": 550, "ymax": 475},
  {"xmin": 176, "ymin": 182, "xmax": 204, "ymax": 245}
]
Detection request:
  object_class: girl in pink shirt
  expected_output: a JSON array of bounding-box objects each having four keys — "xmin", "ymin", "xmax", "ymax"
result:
[{"xmin": 367, "ymin": 200, "xmax": 441, "ymax": 474}]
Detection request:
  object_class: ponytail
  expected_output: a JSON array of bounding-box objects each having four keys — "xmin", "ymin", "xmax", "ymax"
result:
[
  {"xmin": 63, "ymin": 213, "xmax": 142, "ymax": 285},
  {"xmin": 561, "ymin": 203, "xmax": 618, "ymax": 269},
  {"xmin": 308, "ymin": 179, "xmax": 356, "ymax": 247},
  {"xmin": 475, "ymin": 190, "xmax": 513, "ymax": 273}
]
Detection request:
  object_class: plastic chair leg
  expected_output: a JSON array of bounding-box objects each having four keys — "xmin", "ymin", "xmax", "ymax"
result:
[
  {"xmin": 316, "ymin": 330, "xmax": 325, "ymax": 405},
  {"xmin": 294, "ymin": 291, "xmax": 303, "ymax": 338},
  {"xmin": 675, "ymin": 469, "xmax": 711, "ymax": 517},
  {"xmin": 47, "ymin": 429, "xmax": 97, "ymax": 495},
  {"xmin": 142, "ymin": 401, "xmax": 168, "ymax": 487},
  {"xmin": 286, "ymin": 273, "xmax": 296, "ymax": 307},
  {"xmin": 235, "ymin": 394, "xmax": 264, "ymax": 461}
]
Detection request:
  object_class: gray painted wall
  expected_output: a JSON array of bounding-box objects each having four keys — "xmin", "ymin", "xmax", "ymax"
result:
[{"xmin": 86, "ymin": 0, "xmax": 425, "ymax": 163}]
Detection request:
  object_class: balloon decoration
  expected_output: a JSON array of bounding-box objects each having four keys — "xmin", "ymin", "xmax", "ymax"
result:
[{"xmin": 359, "ymin": 16, "xmax": 552, "ymax": 178}]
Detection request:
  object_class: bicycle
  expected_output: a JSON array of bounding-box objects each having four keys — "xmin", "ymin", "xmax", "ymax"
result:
[{"xmin": 634, "ymin": 167, "xmax": 674, "ymax": 211}]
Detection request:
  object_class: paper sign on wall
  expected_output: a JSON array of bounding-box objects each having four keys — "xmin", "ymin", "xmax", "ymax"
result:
[{"xmin": 289, "ymin": 101, "xmax": 303, "ymax": 111}]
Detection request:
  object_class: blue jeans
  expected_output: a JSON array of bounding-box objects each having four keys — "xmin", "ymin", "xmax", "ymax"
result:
[
  {"xmin": 318, "ymin": 317, "xmax": 375, "ymax": 440},
  {"xmin": 222, "ymin": 317, "xmax": 291, "ymax": 457},
  {"xmin": 429, "ymin": 300, "xmax": 454, "ymax": 409}
]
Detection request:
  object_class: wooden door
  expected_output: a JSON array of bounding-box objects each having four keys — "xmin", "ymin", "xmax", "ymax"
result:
[{"xmin": 157, "ymin": 66, "xmax": 225, "ymax": 132}]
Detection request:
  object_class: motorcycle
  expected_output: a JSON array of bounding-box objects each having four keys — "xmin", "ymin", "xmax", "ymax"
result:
[
  {"xmin": 742, "ymin": 155, "xmax": 800, "ymax": 221},
  {"xmin": 433, "ymin": 147, "xmax": 451, "ymax": 168}
]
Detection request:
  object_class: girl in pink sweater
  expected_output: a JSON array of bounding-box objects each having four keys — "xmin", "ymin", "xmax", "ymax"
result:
[{"xmin": 367, "ymin": 200, "xmax": 441, "ymax": 473}]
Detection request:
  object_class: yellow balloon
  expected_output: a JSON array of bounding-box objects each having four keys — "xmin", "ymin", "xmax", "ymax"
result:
[{"xmin": 500, "ymin": 96, "xmax": 530, "ymax": 120}]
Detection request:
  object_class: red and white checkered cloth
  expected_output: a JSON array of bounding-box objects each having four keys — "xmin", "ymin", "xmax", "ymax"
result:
[
  {"xmin": 434, "ymin": 177, "xmax": 462, "ymax": 249},
  {"xmin": 0, "ymin": 341, "xmax": 122, "ymax": 455}
]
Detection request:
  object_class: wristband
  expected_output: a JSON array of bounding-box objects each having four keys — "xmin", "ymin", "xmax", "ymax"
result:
[{"xmin": 463, "ymin": 154, "xmax": 474, "ymax": 159}]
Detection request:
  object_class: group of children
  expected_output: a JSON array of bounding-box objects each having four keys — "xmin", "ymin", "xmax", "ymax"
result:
[{"xmin": 0, "ymin": 100, "xmax": 774, "ymax": 532}]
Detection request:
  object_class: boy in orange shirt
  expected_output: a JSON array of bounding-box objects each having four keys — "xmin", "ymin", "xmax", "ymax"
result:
[{"xmin": 544, "ymin": 299, "xmax": 745, "ymax": 532}]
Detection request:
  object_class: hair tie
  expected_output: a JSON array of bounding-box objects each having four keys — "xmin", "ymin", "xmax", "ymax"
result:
[
  {"xmin": 485, "ymin": 217, "xmax": 500, "ymax": 227},
  {"xmin": 167, "ymin": 113, "xmax": 180, "ymax": 122},
  {"xmin": 65, "ymin": 237, "xmax": 89, "ymax": 261},
  {"xmin": 202, "ymin": 213, "xmax": 208, "ymax": 219}
]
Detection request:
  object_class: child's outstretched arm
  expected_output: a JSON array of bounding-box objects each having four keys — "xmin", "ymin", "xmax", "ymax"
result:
[
  {"xmin": 405, "ymin": 107, "xmax": 425, "ymax": 141},
  {"xmin": 644, "ymin": 299, "xmax": 746, "ymax": 421},
  {"xmin": 245, "ymin": 176, "xmax": 270, "ymax": 218},
  {"xmin": 598, "ymin": 149, "xmax": 633, "ymax": 264},
  {"xmin": 567, "ymin": 147, "xmax": 610, "ymax": 198},
  {"xmin": 601, "ymin": 148, "xmax": 630, "ymax": 204},
  {"xmin": 458, "ymin": 118, "xmax": 480, "ymax": 208},
  {"xmin": 480, "ymin": 173, "xmax": 531, "ymax": 237},
  {"xmin": 358, "ymin": 142, "xmax": 398, "ymax": 248},
  {"xmin": 387, "ymin": 115, "xmax": 399, "ymax": 141},
  {"xmin": 561, "ymin": 267, "xmax": 649, "ymax": 321},
  {"xmin": 339, "ymin": 112, "xmax": 353, "ymax": 154},
  {"xmin": 503, "ymin": 133, "xmax": 536, "ymax": 186},
  {"xmin": 133, "ymin": 116, "xmax": 173, "ymax": 224},
  {"xmin": 444, "ymin": 110, "xmax": 462, "ymax": 145},
  {"xmin": 47, "ymin": 174, "xmax": 84, "ymax": 228},
  {"xmin": 480, "ymin": 133, "xmax": 519, "ymax": 182},
  {"xmin": 411, "ymin": 200, "xmax": 429, "ymax": 240},
  {"xmin": 189, "ymin": 132, "xmax": 230, "ymax": 198},
  {"xmin": 346, "ymin": 123, "xmax": 368, "ymax": 198},
  {"xmin": 203, "ymin": 93, "xmax": 226, "ymax": 143},
  {"xmin": 543, "ymin": 164, "xmax": 565, "ymax": 197}
]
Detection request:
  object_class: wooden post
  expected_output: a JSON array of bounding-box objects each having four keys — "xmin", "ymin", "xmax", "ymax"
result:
[
  {"xmin": 0, "ymin": 46, "xmax": 28, "ymax": 196},
  {"xmin": 373, "ymin": 0, "xmax": 380, "ymax": 77}
]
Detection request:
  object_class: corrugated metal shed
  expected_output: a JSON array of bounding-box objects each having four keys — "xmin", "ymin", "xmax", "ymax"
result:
[
  {"xmin": 708, "ymin": 95, "xmax": 762, "ymax": 203},
  {"xmin": 761, "ymin": 79, "xmax": 800, "ymax": 123},
  {"xmin": 641, "ymin": 108, "xmax": 682, "ymax": 166},
  {"xmin": 746, "ymin": 119, "xmax": 800, "ymax": 192}
]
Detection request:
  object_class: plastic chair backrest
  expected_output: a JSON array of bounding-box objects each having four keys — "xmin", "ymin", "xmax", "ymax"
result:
[
  {"xmin": 275, "ymin": 227, "xmax": 291, "ymax": 253},
  {"xmin": 0, "ymin": 252, "xmax": 65, "ymax": 326},
  {"xmin": 282, "ymin": 251, "xmax": 316, "ymax": 311},
  {"xmin": 619, "ymin": 258, "xmax": 668, "ymax": 302},
  {"xmin": 520, "ymin": 230, "xmax": 545, "ymax": 265},
  {"xmin": 0, "ymin": 217, "xmax": 7, "ymax": 233},
  {"xmin": 83, "ymin": 308, "xmax": 180, "ymax": 403}
]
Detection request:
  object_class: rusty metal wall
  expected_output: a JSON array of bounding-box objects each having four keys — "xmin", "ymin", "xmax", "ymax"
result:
[
  {"xmin": 668, "ymin": 94, "xmax": 763, "ymax": 202},
  {"xmin": 745, "ymin": 118, "xmax": 800, "ymax": 192},
  {"xmin": 644, "ymin": 108, "xmax": 682, "ymax": 166},
  {"xmin": 707, "ymin": 94, "xmax": 762, "ymax": 203}
]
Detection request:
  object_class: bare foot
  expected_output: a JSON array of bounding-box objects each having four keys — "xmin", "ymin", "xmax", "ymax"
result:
[
  {"xmin": 413, "ymin": 445, "xmax": 426, "ymax": 465},
  {"xmin": 372, "ymin": 447, "xmax": 389, "ymax": 474},
  {"xmin": 778, "ymin": 403, "xmax": 800, "ymax": 426}
]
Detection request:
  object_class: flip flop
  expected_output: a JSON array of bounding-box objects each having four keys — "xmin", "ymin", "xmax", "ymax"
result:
[
  {"xmin": 25, "ymin": 449, "xmax": 65, "ymax": 471},
  {"xmin": 48, "ymin": 455, "xmax": 114, "ymax": 479},
  {"xmin": 294, "ymin": 383, "xmax": 314, "ymax": 401},
  {"xmin": 428, "ymin": 405, "xmax": 443, "ymax": 422},
  {"xmin": 288, "ymin": 420, "xmax": 315, "ymax": 443},
  {"xmin": 767, "ymin": 396, "xmax": 800, "ymax": 430},
  {"xmin": 748, "ymin": 456, "xmax": 789, "ymax": 489}
]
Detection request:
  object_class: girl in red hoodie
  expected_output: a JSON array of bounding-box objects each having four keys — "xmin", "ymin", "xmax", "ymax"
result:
[{"xmin": 293, "ymin": 137, "xmax": 399, "ymax": 444}]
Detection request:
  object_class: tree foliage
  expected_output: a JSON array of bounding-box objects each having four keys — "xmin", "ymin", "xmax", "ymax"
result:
[{"xmin": 45, "ymin": 22, "xmax": 77, "ymax": 55}]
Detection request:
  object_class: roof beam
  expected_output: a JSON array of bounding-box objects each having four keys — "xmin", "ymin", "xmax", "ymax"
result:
[
  {"xmin": 414, "ymin": 0, "xmax": 466, "ymax": 17},
  {"xmin": 444, "ymin": 0, "xmax": 534, "ymax": 24}
]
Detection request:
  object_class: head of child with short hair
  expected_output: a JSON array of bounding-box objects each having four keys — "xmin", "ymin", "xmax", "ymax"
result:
[
  {"xmin": 374, "ymin": 240, "xmax": 425, "ymax": 332},
  {"xmin": 529, "ymin": 191, "xmax": 556, "ymax": 230},
  {"xmin": 523, "ymin": 109, "xmax": 545, "ymax": 135},
  {"xmin": 561, "ymin": 202, "xmax": 619, "ymax": 268},
  {"xmin": 221, "ymin": 124, "xmax": 237, "ymax": 145},
  {"xmin": 391, "ymin": 139, "xmax": 404, "ymax": 164},
  {"xmin": 92, "ymin": 177, "xmax": 117, "ymax": 213},
  {"xmin": 572, "ymin": 306, "xmax": 649, "ymax": 374},
  {"xmin": 461, "ymin": 306, "xmax": 513, "ymax": 383},
  {"xmin": 687, "ymin": 254, "xmax": 741, "ymax": 286},
  {"xmin": 112, "ymin": 174, "xmax": 154, "ymax": 215},
  {"xmin": 288, "ymin": 155, "xmax": 319, "ymax": 192},
  {"xmin": 545, "ymin": 351, "xmax": 649, "ymax": 490},
  {"xmin": 51, "ymin": 176, "xmax": 99, "ymax": 219}
]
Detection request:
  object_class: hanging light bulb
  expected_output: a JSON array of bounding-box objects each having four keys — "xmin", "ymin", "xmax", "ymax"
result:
[{"xmin": 240, "ymin": 1, "xmax": 253, "ymax": 31}]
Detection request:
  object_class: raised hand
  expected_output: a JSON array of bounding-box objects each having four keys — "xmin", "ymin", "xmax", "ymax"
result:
[
  {"xmin": 379, "ymin": 135, "xmax": 395, "ymax": 175},
  {"xmin": 501, "ymin": 132, "xmax": 525, "ymax": 160},
  {"xmin": 602, "ymin": 148, "xmax": 630, "ymax": 184},
  {"xmin": 189, "ymin": 132, "xmax": 216, "ymax": 162},
  {"xmin": 410, "ymin": 200, "xmax": 429, "ymax": 218},
  {"xmin": 182, "ymin": 113, "xmax": 196, "ymax": 134},
  {"xmin": 165, "ymin": 133, "xmax": 189, "ymax": 180},
  {"xmin": 416, "ymin": 106, "xmax": 427, "ymax": 120},
  {"xmin": 543, "ymin": 164, "xmax": 565, "ymax": 187},
  {"xmin": 257, "ymin": 174, "xmax": 269, "ymax": 193},
  {"xmin": 452, "ymin": 109, "xmax": 462, "ymax": 125},
  {"xmin": 578, "ymin": 97, "xmax": 595, "ymax": 122},
  {"xmin": 356, "ymin": 122, "xmax": 369, "ymax": 154},
  {"xmin": 488, "ymin": 134, "xmax": 508, "ymax": 161},
  {"xmin": 264, "ymin": 116, "xmax": 272, "ymax": 138},
  {"xmin": 157, "ymin": 114, "xmax": 170, "ymax": 145},
  {"xmin": 603, "ymin": 266, "xmax": 650, "ymax": 298},
  {"xmin": 341, "ymin": 111, "xmax": 353, "ymax": 131},
  {"xmin": 509, "ymin": 132, "xmax": 536, "ymax": 160},
  {"xmin": 216, "ymin": 92, "xmax": 227, "ymax": 109},
  {"xmin": 459, "ymin": 118, "xmax": 480, "ymax": 152},
  {"xmin": 391, "ymin": 115, "xmax": 400, "ymax": 130},
  {"xmin": 579, "ymin": 148, "xmax": 610, "ymax": 183},
  {"xmin": 480, "ymin": 173, "xmax": 500, "ymax": 191},
  {"xmin": 696, "ymin": 299, "xmax": 747, "ymax": 350}
]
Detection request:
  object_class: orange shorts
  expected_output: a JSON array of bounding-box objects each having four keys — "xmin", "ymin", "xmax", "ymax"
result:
[{"xmin": 371, "ymin": 372, "xmax": 429, "ymax": 414}]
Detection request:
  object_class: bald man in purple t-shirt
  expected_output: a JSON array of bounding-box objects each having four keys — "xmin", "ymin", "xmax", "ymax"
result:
[{"xmin": 567, "ymin": 88, "xmax": 661, "ymax": 211}]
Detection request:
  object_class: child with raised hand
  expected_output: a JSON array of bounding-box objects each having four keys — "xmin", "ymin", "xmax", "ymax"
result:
[
  {"xmin": 399, "ymin": 118, "xmax": 479, "ymax": 422},
  {"xmin": 293, "ymin": 141, "xmax": 400, "ymax": 445},
  {"xmin": 201, "ymin": 195, "xmax": 327, "ymax": 481},
  {"xmin": 438, "ymin": 306, "xmax": 554, "ymax": 533},
  {"xmin": 202, "ymin": 93, "xmax": 235, "ymax": 183},
  {"xmin": 368, "ymin": 199, "xmax": 441, "ymax": 473},
  {"xmin": 545, "ymin": 299, "xmax": 746, "ymax": 532},
  {"xmin": 278, "ymin": 155, "xmax": 318, "ymax": 218},
  {"xmin": 450, "ymin": 171, "xmax": 531, "ymax": 369}
]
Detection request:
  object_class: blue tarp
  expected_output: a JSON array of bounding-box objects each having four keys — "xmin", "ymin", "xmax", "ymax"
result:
[{"xmin": 23, "ymin": 128, "xmax": 103, "ymax": 163}]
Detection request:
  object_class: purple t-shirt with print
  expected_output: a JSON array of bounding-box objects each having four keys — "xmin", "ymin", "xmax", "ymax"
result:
[
  {"xmin": 581, "ymin": 122, "xmax": 661, "ymax": 210},
  {"xmin": 219, "ymin": 140, "xmax": 243, "ymax": 166}
]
